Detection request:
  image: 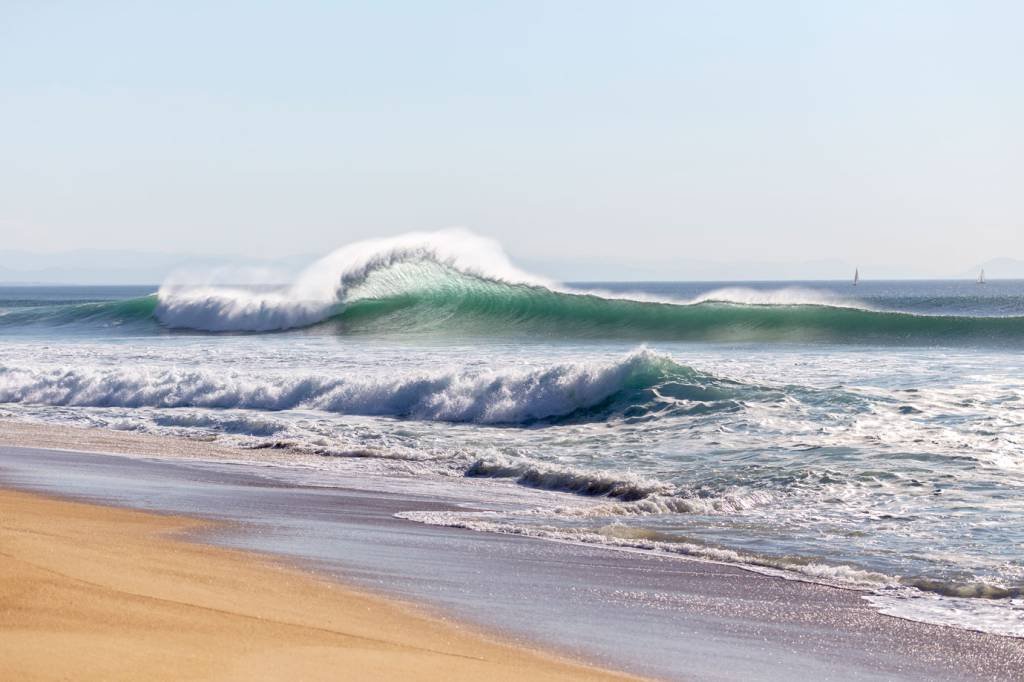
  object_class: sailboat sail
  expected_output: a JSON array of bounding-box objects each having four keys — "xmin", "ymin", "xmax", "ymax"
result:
[
  {"xmin": 853, "ymin": 268, "xmax": 859, "ymax": 286},
  {"xmin": 978, "ymin": 268, "xmax": 986, "ymax": 284}
]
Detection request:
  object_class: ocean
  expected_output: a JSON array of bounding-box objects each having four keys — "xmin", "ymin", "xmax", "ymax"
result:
[{"xmin": 1, "ymin": 231, "xmax": 1022, "ymax": 638}]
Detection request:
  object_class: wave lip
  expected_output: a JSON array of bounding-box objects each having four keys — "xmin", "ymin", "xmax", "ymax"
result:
[{"xmin": 154, "ymin": 229, "xmax": 549, "ymax": 332}]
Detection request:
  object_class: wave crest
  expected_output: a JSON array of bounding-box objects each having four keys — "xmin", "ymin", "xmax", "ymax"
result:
[{"xmin": 155, "ymin": 229, "xmax": 548, "ymax": 332}]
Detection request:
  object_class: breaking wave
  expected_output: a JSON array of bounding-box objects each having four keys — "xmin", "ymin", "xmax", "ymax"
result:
[
  {"xmin": 0, "ymin": 350, "xmax": 740, "ymax": 425},
  {"xmin": 153, "ymin": 229, "xmax": 549, "ymax": 332},
  {"xmin": 464, "ymin": 455, "xmax": 780, "ymax": 513},
  {"xmin": 4, "ymin": 229, "xmax": 1024, "ymax": 345},
  {"xmin": 465, "ymin": 457, "xmax": 673, "ymax": 501}
]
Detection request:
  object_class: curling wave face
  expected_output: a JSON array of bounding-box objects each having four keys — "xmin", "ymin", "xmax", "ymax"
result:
[
  {"xmin": 4, "ymin": 229, "xmax": 1024, "ymax": 345},
  {"xmin": 153, "ymin": 229, "xmax": 551, "ymax": 332}
]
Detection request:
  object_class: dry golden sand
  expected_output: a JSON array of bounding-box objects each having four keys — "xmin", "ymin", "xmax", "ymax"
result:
[{"xmin": 0, "ymin": 488, "xmax": 637, "ymax": 681}]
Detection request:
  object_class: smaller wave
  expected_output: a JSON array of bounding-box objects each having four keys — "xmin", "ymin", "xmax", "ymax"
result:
[
  {"xmin": 0, "ymin": 295, "xmax": 158, "ymax": 330},
  {"xmin": 465, "ymin": 454, "xmax": 782, "ymax": 514},
  {"xmin": 466, "ymin": 457, "xmax": 672, "ymax": 501},
  {"xmin": 153, "ymin": 412, "xmax": 286, "ymax": 437},
  {"xmin": 0, "ymin": 349, "xmax": 731, "ymax": 426}
]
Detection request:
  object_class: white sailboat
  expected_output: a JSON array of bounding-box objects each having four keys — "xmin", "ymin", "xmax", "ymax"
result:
[
  {"xmin": 853, "ymin": 268, "xmax": 859, "ymax": 286},
  {"xmin": 978, "ymin": 268, "xmax": 986, "ymax": 284}
]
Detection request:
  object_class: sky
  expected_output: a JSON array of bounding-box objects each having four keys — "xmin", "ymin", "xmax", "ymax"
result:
[{"xmin": 2, "ymin": 1, "xmax": 1022, "ymax": 279}]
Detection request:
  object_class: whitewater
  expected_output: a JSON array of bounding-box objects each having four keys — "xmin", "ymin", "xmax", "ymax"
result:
[{"xmin": 2, "ymin": 230, "xmax": 1024, "ymax": 638}]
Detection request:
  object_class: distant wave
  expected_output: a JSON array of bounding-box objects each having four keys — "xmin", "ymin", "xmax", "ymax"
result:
[
  {"xmin": 0, "ymin": 294, "xmax": 158, "ymax": 330},
  {"xmin": 148, "ymin": 229, "xmax": 1023, "ymax": 343},
  {"xmin": 4, "ymin": 229, "xmax": 1024, "ymax": 344},
  {"xmin": 0, "ymin": 350, "xmax": 741, "ymax": 425}
]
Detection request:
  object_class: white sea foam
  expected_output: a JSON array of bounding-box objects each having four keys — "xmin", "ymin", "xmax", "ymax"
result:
[
  {"xmin": 866, "ymin": 591, "xmax": 1024, "ymax": 639},
  {"xmin": 684, "ymin": 286, "xmax": 867, "ymax": 309},
  {"xmin": 396, "ymin": 510, "xmax": 894, "ymax": 588},
  {"xmin": 0, "ymin": 349, "xmax": 683, "ymax": 425}
]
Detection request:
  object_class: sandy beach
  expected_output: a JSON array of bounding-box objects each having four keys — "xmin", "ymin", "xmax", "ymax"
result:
[
  {"xmin": 0, "ymin": 484, "xmax": 633, "ymax": 682},
  {"xmin": 2, "ymin": 421, "xmax": 1023, "ymax": 681}
]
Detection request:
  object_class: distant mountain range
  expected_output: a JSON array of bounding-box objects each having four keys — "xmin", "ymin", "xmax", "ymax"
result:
[{"xmin": 1, "ymin": 249, "xmax": 1023, "ymax": 284}]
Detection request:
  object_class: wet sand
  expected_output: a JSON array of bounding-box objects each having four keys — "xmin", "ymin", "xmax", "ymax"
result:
[
  {"xmin": 0, "ymin": 487, "xmax": 632, "ymax": 682},
  {"xmin": 1, "ymin": 422, "xmax": 1023, "ymax": 680}
]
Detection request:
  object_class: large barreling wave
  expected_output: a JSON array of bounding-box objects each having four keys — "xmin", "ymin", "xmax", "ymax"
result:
[{"xmin": 5, "ymin": 229, "xmax": 1024, "ymax": 344}]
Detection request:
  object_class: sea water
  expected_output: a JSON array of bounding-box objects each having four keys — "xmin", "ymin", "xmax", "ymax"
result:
[{"xmin": 1, "ymin": 231, "xmax": 1022, "ymax": 637}]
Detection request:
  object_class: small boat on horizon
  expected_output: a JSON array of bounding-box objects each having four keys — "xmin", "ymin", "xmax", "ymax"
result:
[
  {"xmin": 978, "ymin": 268, "xmax": 986, "ymax": 284},
  {"xmin": 853, "ymin": 268, "xmax": 859, "ymax": 286}
]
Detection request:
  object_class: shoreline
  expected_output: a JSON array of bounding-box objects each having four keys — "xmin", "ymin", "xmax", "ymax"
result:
[
  {"xmin": 0, "ymin": 485, "xmax": 634, "ymax": 682},
  {"xmin": 3, "ymin": 420, "xmax": 1024, "ymax": 680}
]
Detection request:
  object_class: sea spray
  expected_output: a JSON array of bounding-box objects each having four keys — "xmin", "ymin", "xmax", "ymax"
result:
[{"xmin": 154, "ymin": 229, "xmax": 549, "ymax": 332}]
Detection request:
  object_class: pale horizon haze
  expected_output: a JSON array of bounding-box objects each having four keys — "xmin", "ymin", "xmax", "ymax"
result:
[{"xmin": 2, "ymin": 1, "xmax": 1022, "ymax": 280}]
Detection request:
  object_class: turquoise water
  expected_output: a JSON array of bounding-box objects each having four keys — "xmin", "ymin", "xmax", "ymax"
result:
[{"xmin": 1, "ymin": 235, "xmax": 1022, "ymax": 636}]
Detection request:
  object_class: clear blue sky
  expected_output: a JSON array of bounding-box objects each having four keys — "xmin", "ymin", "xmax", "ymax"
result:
[{"xmin": 2, "ymin": 1, "xmax": 1022, "ymax": 276}]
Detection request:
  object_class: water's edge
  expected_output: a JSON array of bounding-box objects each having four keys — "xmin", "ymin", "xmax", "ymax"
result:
[{"xmin": 0, "ymin": 425, "xmax": 1019, "ymax": 679}]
